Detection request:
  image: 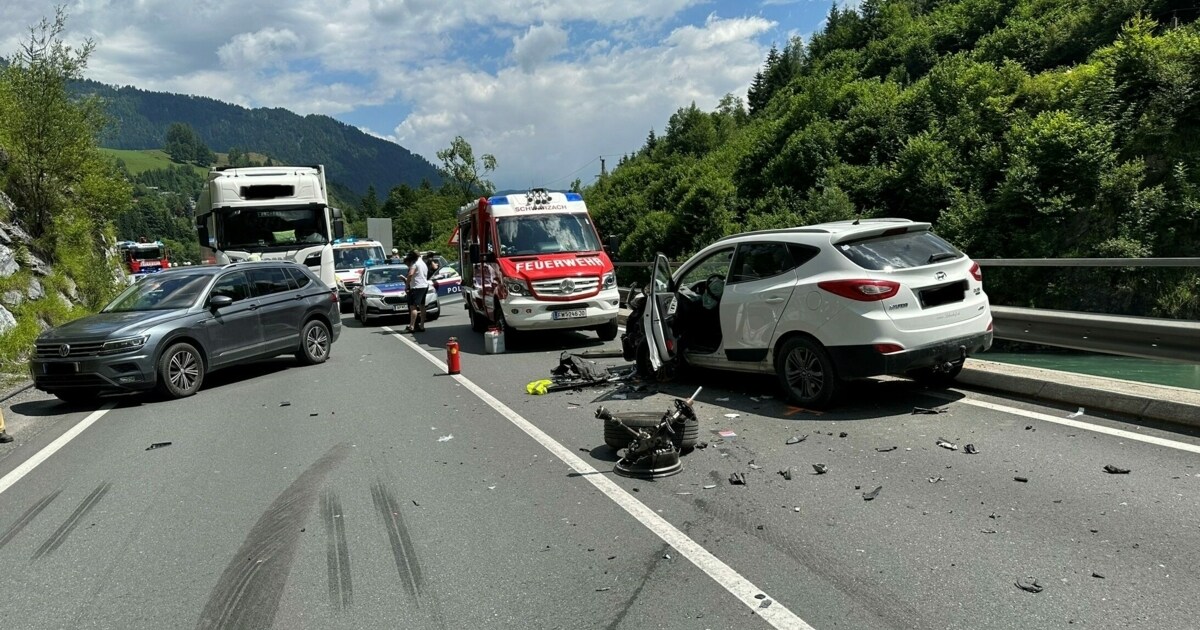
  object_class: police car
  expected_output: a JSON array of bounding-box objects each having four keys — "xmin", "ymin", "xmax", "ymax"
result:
[
  {"xmin": 419, "ymin": 251, "xmax": 462, "ymax": 298},
  {"xmin": 350, "ymin": 263, "xmax": 441, "ymax": 325}
]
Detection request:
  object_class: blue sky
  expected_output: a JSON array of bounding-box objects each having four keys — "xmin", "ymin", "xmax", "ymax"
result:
[{"xmin": 3, "ymin": 1, "xmax": 857, "ymax": 190}]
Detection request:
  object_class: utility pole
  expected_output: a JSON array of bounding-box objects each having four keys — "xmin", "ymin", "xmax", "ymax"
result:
[{"xmin": 600, "ymin": 156, "xmax": 607, "ymax": 178}]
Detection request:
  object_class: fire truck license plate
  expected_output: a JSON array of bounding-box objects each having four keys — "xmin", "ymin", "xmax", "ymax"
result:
[{"xmin": 553, "ymin": 309, "xmax": 586, "ymax": 320}]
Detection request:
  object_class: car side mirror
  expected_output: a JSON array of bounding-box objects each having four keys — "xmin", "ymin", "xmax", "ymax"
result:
[
  {"xmin": 208, "ymin": 295, "xmax": 234, "ymax": 310},
  {"xmin": 468, "ymin": 243, "xmax": 480, "ymax": 265}
]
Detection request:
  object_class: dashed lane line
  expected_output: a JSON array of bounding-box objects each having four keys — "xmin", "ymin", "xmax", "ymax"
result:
[{"xmin": 383, "ymin": 326, "xmax": 814, "ymax": 630}]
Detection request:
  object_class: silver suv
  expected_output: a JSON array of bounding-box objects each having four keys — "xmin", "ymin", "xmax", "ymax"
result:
[{"xmin": 31, "ymin": 261, "xmax": 341, "ymax": 402}]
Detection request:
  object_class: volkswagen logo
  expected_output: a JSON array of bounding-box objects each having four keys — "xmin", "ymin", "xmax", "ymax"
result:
[
  {"xmin": 560, "ymin": 278, "xmax": 576, "ymax": 293},
  {"xmin": 58, "ymin": 344, "xmax": 71, "ymax": 357},
  {"xmin": 935, "ymin": 271, "xmax": 947, "ymax": 281}
]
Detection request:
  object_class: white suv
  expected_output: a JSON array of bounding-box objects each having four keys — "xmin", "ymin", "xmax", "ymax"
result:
[{"xmin": 628, "ymin": 218, "xmax": 993, "ymax": 407}]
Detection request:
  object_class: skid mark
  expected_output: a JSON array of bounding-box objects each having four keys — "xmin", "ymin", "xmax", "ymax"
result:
[
  {"xmin": 0, "ymin": 489, "xmax": 61, "ymax": 551},
  {"xmin": 321, "ymin": 489, "xmax": 353, "ymax": 610},
  {"xmin": 195, "ymin": 444, "xmax": 349, "ymax": 630},
  {"xmin": 31, "ymin": 483, "xmax": 110, "ymax": 561},
  {"xmin": 370, "ymin": 480, "xmax": 425, "ymax": 601}
]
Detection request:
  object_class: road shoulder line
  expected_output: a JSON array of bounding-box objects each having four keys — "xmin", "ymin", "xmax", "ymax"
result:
[{"xmin": 0, "ymin": 403, "xmax": 116, "ymax": 496}]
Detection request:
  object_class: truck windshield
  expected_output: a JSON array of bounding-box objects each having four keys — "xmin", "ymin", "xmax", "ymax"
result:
[
  {"xmin": 497, "ymin": 214, "xmax": 602, "ymax": 256},
  {"xmin": 334, "ymin": 246, "xmax": 386, "ymax": 270},
  {"xmin": 129, "ymin": 247, "xmax": 162, "ymax": 260},
  {"xmin": 220, "ymin": 207, "xmax": 328, "ymax": 250}
]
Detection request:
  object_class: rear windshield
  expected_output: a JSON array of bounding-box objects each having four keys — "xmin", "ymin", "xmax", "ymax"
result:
[{"xmin": 837, "ymin": 230, "xmax": 963, "ymax": 270}]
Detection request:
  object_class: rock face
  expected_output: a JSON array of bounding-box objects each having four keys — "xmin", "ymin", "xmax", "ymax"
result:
[
  {"xmin": 26, "ymin": 277, "xmax": 44, "ymax": 301},
  {"xmin": 1, "ymin": 290, "xmax": 22, "ymax": 307},
  {"xmin": 0, "ymin": 304, "xmax": 15, "ymax": 336},
  {"xmin": 0, "ymin": 243, "xmax": 17, "ymax": 277}
]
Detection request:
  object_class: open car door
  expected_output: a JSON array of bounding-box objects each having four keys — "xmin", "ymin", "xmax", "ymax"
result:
[{"xmin": 641, "ymin": 253, "xmax": 674, "ymax": 372}]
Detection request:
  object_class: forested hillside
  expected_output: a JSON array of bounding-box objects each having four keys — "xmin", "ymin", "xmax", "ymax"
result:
[
  {"xmin": 586, "ymin": 0, "xmax": 1200, "ymax": 318},
  {"xmin": 78, "ymin": 80, "xmax": 441, "ymax": 196}
]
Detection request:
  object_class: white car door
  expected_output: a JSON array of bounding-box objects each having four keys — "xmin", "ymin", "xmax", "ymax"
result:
[
  {"xmin": 641, "ymin": 253, "xmax": 674, "ymax": 372},
  {"xmin": 720, "ymin": 242, "xmax": 800, "ymax": 363}
]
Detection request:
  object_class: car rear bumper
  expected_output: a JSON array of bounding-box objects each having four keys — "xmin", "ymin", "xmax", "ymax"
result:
[{"xmin": 827, "ymin": 330, "xmax": 993, "ymax": 379}]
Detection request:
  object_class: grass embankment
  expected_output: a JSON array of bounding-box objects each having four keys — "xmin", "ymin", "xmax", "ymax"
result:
[{"xmin": 100, "ymin": 148, "xmax": 273, "ymax": 177}]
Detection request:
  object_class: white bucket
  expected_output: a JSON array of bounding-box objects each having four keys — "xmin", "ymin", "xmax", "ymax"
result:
[{"xmin": 484, "ymin": 329, "xmax": 505, "ymax": 354}]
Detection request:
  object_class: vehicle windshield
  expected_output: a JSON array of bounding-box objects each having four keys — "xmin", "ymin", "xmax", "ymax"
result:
[
  {"xmin": 334, "ymin": 246, "xmax": 387, "ymax": 270},
  {"xmin": 837, "ymin": 230, "xmax": 963, "ymax": 271},
  {"xmin": 103, "ymin": 273, "xmax": 211, "ymax": 312},
  {"xmin": 365, "ymin": 267, "xmax": 409, "ymax": 285},
  {"xmin": 128, "ymin": 246, "xmax": 163, "ymax": 260},
  {"xmin": 496, "ymin": 214, "xmax": 602, "ymax": 256},
  {"xmin": 219, "ymin": 207, "xmax": 328, "ymax": 250}
]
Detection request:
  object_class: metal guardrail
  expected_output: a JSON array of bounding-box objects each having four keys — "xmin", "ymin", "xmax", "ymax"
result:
[{"xmin": 613, "ymin": 257, "xmax": 1200, "ymax": 363}]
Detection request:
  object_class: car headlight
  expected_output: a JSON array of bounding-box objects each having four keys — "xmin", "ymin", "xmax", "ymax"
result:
[
  {"xmin": 503, "ymin": 278, "xmax": 530, "ymax": 296},
  {"xmin": 101, "ymin": 335, "xmax": 149, "ymax": 355},
  {"xmin": 602, "ymin": 272, "xmax": 616, "ymax": 289}
]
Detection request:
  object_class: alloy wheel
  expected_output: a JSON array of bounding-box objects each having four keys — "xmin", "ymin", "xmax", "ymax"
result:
[
  {"xmin": 169, "ymin": 349, "xmax": 200, "ymax": 392},
  {"xmin": 307, "ymin": 324, "xmax": 330, "ymax": 360}
]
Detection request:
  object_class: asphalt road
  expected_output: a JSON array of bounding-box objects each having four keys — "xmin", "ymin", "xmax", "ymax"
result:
[{"xmin": 1, "ymin": 301, "xmax": 1198, "ymax": 630}]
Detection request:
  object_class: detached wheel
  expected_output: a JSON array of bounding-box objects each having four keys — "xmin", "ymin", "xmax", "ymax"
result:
[
  {"xmin": 156, "ymin": 342, "xmax": 204, "ymax": 399},
  {"xmin": 603, "ymin": 412, "xmax": 698, "ymax": 453},
  {"xmin": 297, "ymin": 319, "xmax": 332, "ymax": 365},
  {"xmin": 53, "ymin": 389, "xmax": 101, "ymax": 405},
  {"xmin": 907, "ymin": 360, "xmax": 964, "ymax": 388},
  {"xmin": 596, "ymin": 318, "xmax": 619, "ymax": 342},
  {"xmin": 774, "ymin": 336, "xmax": 838, "ymax": 408}
]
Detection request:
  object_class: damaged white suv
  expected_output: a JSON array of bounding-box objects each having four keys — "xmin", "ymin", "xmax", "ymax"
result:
[{"xmin": 625, "ymin": 219, "xmax": 993, "ymax": 408}]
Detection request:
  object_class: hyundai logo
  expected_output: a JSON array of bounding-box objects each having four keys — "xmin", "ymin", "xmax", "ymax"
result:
[
  {"xmin": 59, "ymin": 344, "xmax": 71, "ymax": 357},
  {"xmin": 560, "ymin": 279, "xmax": 576, "ymax": 293},
  {"xmin": 935, "ymin": 271, "xmax": 947, "ymax": 281}
]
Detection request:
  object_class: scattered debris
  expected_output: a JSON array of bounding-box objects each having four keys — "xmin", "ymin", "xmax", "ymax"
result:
[
  {"xmin": 596, "ymin": 587, "xmax": 611, "ymax": 592},
  {"xmin": 754, "ymin": 594, "xmax": 767, "ymax": 600},
  {"xmin": 778, "ymin": 469, "xmax": 793, "ymax": 481},
  {"xmin": 1025, "ymin": 425, "xmax": 1033, "ymax": 431},
  {"xmin": 786, "ymin": 435, "xmax": 808, "ymax": 445},
  {"xmin": 1015, "ymin": 577, "xmax": 1044, "ymax": 593},
  {"xmin": 696, "ymin": 441, "xmax": 709, "ymax": 449},
  {"xmin": 611, "ymin": 394, "xmax": 627, "ymax": 400},
  {"xmin": 280, "ymin": 401, "xmax": 291, "ymax": 407},
  {"xmin": 1067, "ymin": 407, "xmax": 1085, "ymax": 418},
  {"xmin": 759, "ymin": 600, "xmax": 773, "ymax": 609},
  {"xmin": 981, "ymin": 529, "xmax": 997, "ymax": 534},
  {"xmin": 936, "ymin": 438, "xmax": 959, "ymax": 451},
  {"xmin": 676, "ymin": 492, "xmax": 693, "ymax": 496},
  {"xmin": 1103, "ymin": 465, "xmax": 1131, "ymax": 475},
  {"xmin": 1092, "ymin": 572, "xmax": 1105, "ymax": 579},
  {"xmin": 793, "ymin": 507, "xmax": 801, "ymax": 512},
  {"xmin": 812, "ymin": 463, "xmax": 829, "ymax": 475},
  {"xmin": 748, "ymin": 461, "xmax": 763, "ymax": 470},
  {"xmin": 724, "ymin": 413, "xmax": 740, "ymax": 419},
  {"xmin": 412, "ymin": 500, "xmax": 420, "ymax": 507},
  {"xmin": 717, "ymin": 429, "xmax": 737, "ymax": 438},
  {"xmin": 964, "ymin": 443, "xmax": 980, "ymax": 455},
  {"xmin": 309, "ymin": 413, "xmax": 318, "ymax": 417},
  {"xmin": 716, "ymin": 397, "xmax": 730, "ymax": 402},
  {"xmin": 729, "ymin": 473, "xmax": 747, "ymax": 485},
  {"xmin": 839, "ymin": 432, "xmax": 848, "ymax": 438},
  {"xmin": 663, "ymin": 553, "xmax": 671, "ymax": 560},
  {"xmin": 928, "ymin": 476, "xmax": 943, "ymax": 483},
  {"xmin": 912, "ymin": 406, "xmax": 948, "ymax": 415},
  {"xmin": 703, "ymin": 484, "xmax": 717, "ymax": 489},
  {"xmin": 875, "ymin": 446, "xmax": 898, "ymax": 452},
  {"xmin": 438, "ymin": 434, "xmax": 454, "ymax": 442},
  {"xmin": 862, "ymin": 486, "xmax": 882, "ymax": 501},
  {"xmin": 1014, "ymin": 476, "xmax": 1029, "ymax": 483},
  {"xmin": 145, "ymin": 442, "xmax": 172, "ymax": 451}
]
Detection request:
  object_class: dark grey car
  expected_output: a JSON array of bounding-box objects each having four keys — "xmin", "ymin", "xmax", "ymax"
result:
[{"xmin": 30, "ymin": 261, "xmax": 342, "ymax": 402}]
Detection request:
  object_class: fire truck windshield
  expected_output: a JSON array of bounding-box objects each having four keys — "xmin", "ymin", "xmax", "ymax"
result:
[
  {"xmin": 129, "ymin": 246, "xmax": 163, "ymax": 260},
  {"xmin": 496, "ymin": 214, "xmax": 601, "ymax": 257}
]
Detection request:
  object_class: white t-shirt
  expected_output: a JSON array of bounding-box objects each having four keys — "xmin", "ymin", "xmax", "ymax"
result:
[{"xmin": 409, "ymin": 258, "xmax": 430, "ymax": 289}]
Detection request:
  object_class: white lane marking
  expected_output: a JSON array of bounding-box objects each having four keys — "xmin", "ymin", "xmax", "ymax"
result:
[
  {"xmin": 938, "ymin": 395, "xmax": 1200, "ymax": 455},
  {"xmin": 0, "ymin": 404, "xmax": 117, "ymax": 496},
  {"xmin": 384, "ymin": 327, "xmax": 813, "ymax": 630}
]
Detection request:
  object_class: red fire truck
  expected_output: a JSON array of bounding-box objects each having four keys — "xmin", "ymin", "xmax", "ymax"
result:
[{"xmin": 118, "ymin": 240, "xmax": 171, "ymax": 276}]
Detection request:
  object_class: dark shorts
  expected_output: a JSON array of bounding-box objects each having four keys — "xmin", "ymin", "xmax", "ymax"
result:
[{"xmin": 407, "ymin": 287, "xmax": 428, "ymax": 307}]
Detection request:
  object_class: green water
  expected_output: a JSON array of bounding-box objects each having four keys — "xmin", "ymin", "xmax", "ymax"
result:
[{"xmin": 981, "ymin": 351, "xmax": 1200, "ymax": 391}]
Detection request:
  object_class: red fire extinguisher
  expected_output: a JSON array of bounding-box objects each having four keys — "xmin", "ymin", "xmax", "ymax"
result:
[{"xmin": 446, "ymin": 337, "xmax": 461, "ymax": 375}]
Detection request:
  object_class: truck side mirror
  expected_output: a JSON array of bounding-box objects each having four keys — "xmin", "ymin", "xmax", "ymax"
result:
[
  {"xmin": 196, "ymin": 224, "xmax": 210, "ymax": 250},
  {"xmin": 469, "ymin": 243, "xmax": 480, "ymax": 265},
  {"xmin": 332, "ymin": 218, "xmax": 345, "ymax": 240}
]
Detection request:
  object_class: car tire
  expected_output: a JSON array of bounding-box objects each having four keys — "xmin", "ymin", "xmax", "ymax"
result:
[
  {"xmin": 774, "ymin": 336, "xmax": 839, "ymax": 408},
  {"xmin": 356, "ymin": 301, "xmax": 368, "ymax": 325},
  {"xmin": 156, "ymin": 342, "xmax": 205, "ymax": 399},
  {"xmin": 53, "ymin": 389, "xmax": 100, "ymax": 405},
  {"xmin": 907, "ymin": 360, "xmax": 964, "ymax": 388},
  {"xmin": 469, "ymin": 305, "xmax": 489, "ymax": 333},
  {"xmin": 596, "ymin": 318, "xmax": 619, "ymax": 342},
  {"xmin": 603, "ymin": 412, "xmax": 698, "ymax": 453},
  {"xmin": 297, "ymin": 319, "xmax": 332, "ymax": 365}
]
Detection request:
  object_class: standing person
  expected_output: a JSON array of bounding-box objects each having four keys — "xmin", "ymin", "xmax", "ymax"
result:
[
  {"xmin": 404, "ymin": 250, "xmax": 430, "ymax": 333},
  {"xmin": 388, "ymin": 248, "xmax": 402, "ymax": 263}
]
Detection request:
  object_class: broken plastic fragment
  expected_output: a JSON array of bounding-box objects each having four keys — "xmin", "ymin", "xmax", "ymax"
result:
[
  {"xmin": 936, "ymin": 438, "xmax": 959, "ymax": 451},
  {"xmin": 912, "ymin": 406, "xmax": 948, "ymax": 414},
  {"xmin": 964, "ymin": 443, "xmax": 979, "ymax": 455},
  {"xmin": 596, "ymin": 587, "xmax": 611, "ymax": 592},
  {"xmin": 703, "ymin": 484, "xmax": 717, "ymax": 489},
  {"xmin": 1103, "ymin": 464, "xmax": 1130, "ymax": 474},
  {"xmin": 1067, "ymin": 407, "xmax": 1085, "ymax": 418},
  {"xmin": 928, "ymin": 476, "xmax": 943, "ymax": 483},
  {"xmin": 1015, "ymin": 577, "xmax": 1043, "ymax": 593},
  {"xmin": 696, "ymin": 441, "xmax": 708, "ymax": 449},
  {"xmin": 748, "ymin": 461, "xmax": 763, "ymax": 470},
  {"xmin": 280, "ymin": 401, "xmax": 291, "ymax": 407},
  {"xmin": 981, "ymin": 529, "xmax": 997, "ymax": 534},
  {"xmin": 786, "ymin": 435, "xmax": 808, "ymax": 445},
  {"xmin": 438, "ymin": 434, "xmax": 454, "ymax": 442},
  {"xmin": 1092, "ymin": 572, "xmax": 1105, "ymax": 579},
  {"xmin": 1014, "ymin": 476, "xmax": 1029, "ymax": 483},
  {"xmin": 839, "ymin": 432, "xmax": 848, "ymax": 438},
  {"xmin": 812, "ymin": 463, "xmax": 828, "ymax": 475},
  {"xmin": 145, "ymin": 442, "xmax": 172, "ymax": 451},
  {"xmin": 778, "ymin": 469, "xmax": 793, "ymax": 480},
  {"xmin": 724, "ymin": 413, "xmax": 740, "ymax": 419},
  {"xmin": 729, "ymin": 473, "xmax": 747, "ymax": 485},
  {"xmin": 875, "ymin": 446, "xmax": 898, "ymax": 452},
  {"xmin": 716, "ymin": 397, "xmax": 730, "ymax": 402},
  {"xmin": 862, "ymin": 486, "xmax": 882, "ymax": 501},
  {"xmin": 717, "ymin": 429, "xmax": 737, "ymax": 438}
]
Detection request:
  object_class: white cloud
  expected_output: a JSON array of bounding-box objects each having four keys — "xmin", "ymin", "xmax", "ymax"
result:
[
  {"xmin": 511, "ymin": 23, "xmax": 568, "ymax": 73},
  {"xmin": 217, "ymin": 28, "xmax": 302, "ymax": 70}
]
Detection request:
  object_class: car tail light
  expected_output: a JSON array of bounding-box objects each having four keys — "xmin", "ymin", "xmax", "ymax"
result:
[
  {"xmin": 666, "ymin": 338, "xmax": 675, "ymax": 353},
  {"xmin": 818, "ymin": 279, "xmax": 900, "ymax": 302},
  {"xmin": 987, "ymin": 320, "xmax": 993, "ymax": 332},
  {"xmin": 874, "ymin": 343, "xmax": 904, "ymax": 354},
  {"xmin": 330, "ymin": 290, "xmax": 339, "ymax": 303},
  {"xmin": 969, "ymin": 261, "xmax": 982, "ymax": 282}
]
